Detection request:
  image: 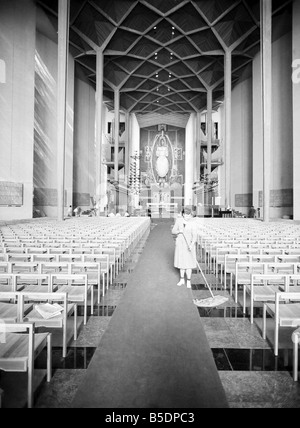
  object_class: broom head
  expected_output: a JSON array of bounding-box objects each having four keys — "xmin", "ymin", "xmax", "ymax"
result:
[{"xmin": 193, "ymin": 295, "xmax": 229, "ymax": 308}]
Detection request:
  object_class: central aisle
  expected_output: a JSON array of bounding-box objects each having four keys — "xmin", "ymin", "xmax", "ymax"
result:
[{"xmin": 72, "ymin": 222, "xmax": 228, "ymax": 408}]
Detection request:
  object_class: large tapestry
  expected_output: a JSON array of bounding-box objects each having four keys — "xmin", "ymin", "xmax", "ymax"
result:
[{"xmin": 140, "ymin": 125, "xmax": 185, "ymax": 190}]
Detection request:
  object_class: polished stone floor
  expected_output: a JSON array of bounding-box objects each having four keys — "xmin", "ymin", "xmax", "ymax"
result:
[
  {"xmin": 1, "ymin": 223, "xmax": 300, "ymax": 408},
  {"xmin": 191, "ymin": 263, "xmax": 300, "ymax": 408}
]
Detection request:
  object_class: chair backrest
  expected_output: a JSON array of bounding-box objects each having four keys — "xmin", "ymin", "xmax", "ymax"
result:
[
  {"xmin": 50, "ymin": 274, "xmax": 88, "ymax": 288},
  {"xmin": 0, "ymin": 263, "xmax": 11, "ymax": 274},
  {"xmin": 58, "ymin": 255, "xmax": 84, "ymax": 263},
  {"xmin": 14, "ymin": 274, "xmax": 52, "ymax": 292},
  {"xmin": 267, "ymin": 263, "xmax": 298, "ymax": 275},
  {"xmin": 83, "ymin": 254, "xmax": 109, "ymax": 271},
  {"xmin": 236, "ymin": 262, "xmax": 267, "ymax": 275},
  {"xmin": 39, "ymin": 262, "xmax": 70, "ymax": 275},
  {"xmin": 10, "ymin": 262, "xmax": 39, "ymax": 274},
  {"xmin": 7, "ymin": 253, "xmax": 31, "ymax": 262},
  {"xmin": 251, "ymin": 274, "xmax": 289, "ymax": 289},
  {"xmin": 276, "ymin": 291, "xmax": 300, "ymax": 309},
  {"xmin": 0, "ymin": 291, "xmax": 19, "ymax": 301},
  {"xmin": 31, "ymin": 254, "xmax": 58, "ymax": 263},
  {"xmin": 0, "ymin": 274, "xmax": 15, "ymax": 291}
]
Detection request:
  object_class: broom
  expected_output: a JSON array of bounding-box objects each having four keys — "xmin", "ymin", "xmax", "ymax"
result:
[{"xmin": 183, "ymin": 234, "xmax": 229, "ymax": 308}]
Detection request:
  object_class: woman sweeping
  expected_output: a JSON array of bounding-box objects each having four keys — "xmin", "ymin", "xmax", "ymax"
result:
[{"xmin": 172, "ymin": 207, "xmax": 198, "ymax": 289}]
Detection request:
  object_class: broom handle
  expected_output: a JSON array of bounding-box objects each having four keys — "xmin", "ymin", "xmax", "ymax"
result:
[{"xmin": 182, "ymin": 233, "xmax": 215, "ymax": 298}]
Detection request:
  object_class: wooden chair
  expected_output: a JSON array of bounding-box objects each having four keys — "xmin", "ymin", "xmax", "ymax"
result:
[
  {"xmin": 70, "ymin": 262, "xmax": 102, "ymax": 304},
  {"xmin": 245, "ymin": 274, "xmax": 289, "ymax": 324},
  {"xmin": 0, "ymin": 322, "xmax": 52, "ymax": 408},
  {"xmin": 224, "ymin": 255, "xmax": 250, "ymax": 292},
  {"xmin": 50, "ymin": 274, "xmax": 91, "ymax": 325},
  {"xmin": 0, "ymin": 291, "xmax": 33, "ymax": 322},
  {"xmin": 263, "ymin": 291, "xmax": 300, "ymax": 356},
  {"xmin": 19, "ymin": 291, "xmax": 77, "ymax": 359},
  {"xmin": 234, "ymin": 262, "xmax": 267, "ymax": 304},
  {"xmin": 83, "ymin": 255, "xmax": 109, "ymax": 295}
]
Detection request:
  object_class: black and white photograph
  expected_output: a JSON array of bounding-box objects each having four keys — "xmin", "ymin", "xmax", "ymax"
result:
[{"xmin": 0, "ymin": 0, "xmax": 300, "ymax": 412}]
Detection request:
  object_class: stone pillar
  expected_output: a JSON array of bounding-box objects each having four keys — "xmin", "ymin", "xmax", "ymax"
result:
[
  {"xmin": 224, "ymin": 50, "xmax": 232, "ymax": 208},
  {"xmin": 95, "ymin": 49, "xmax": 104, "ymax": 212},
  {"xmin": 185, "ymin": 113, "xmax": 195, "ymax": 207},
  {"xmin": 57, "ymin": 0, "xmax": 70, "ymax": 221},
  {"xmin": 125, "ymin": 111, "xmax": 130, "ymax": 185},
  {"xmin": 261, "ymin": 0, "xmax": 272, "ymax": 222},
  {"xmin": 207, "ymin": 89, "xmax": 213, "ymax": 176},
  {"xmin": 114, "ymin": 89, "xmax": 120, "ymax": 183},
  {"xmin": 292, "ymin": 1, "xmax": 300, "ymax": 220}
]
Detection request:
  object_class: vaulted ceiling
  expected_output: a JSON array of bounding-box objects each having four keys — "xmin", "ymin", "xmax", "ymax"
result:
[{"xmin": 37, "ymin": 0, "xmax": 293, "ymax": 118}]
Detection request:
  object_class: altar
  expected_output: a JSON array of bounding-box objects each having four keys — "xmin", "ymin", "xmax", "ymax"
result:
[{"xmin": 147, "ymin": 203, "xmax": 179, "ymax": 218}]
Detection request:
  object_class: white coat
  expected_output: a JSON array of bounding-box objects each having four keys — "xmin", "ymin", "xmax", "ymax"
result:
[{"xmin": 172, "ymin": 217, "xmax": 198, "ymax": 269}]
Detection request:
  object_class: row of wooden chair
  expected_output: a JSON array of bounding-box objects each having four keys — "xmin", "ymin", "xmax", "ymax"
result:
[
  {"xmin": 0, "ymin": 217, "xmax": 151, "ymax": 407},
  {"xmin": 0, "ymin": 289, "xmax": 79, "ymax": 408},
  {"xmin": 194, "ymin": 219, "xmax": 300, "ymax": 382},
  {"xmin": 0, "ymin": 271, "xmax": 94, "ymax": 325}
]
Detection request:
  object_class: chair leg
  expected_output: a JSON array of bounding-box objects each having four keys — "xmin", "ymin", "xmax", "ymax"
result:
[
  {"xmin": 28, "ymin": 360, "xmax": 34, "ymax": 409},
  {"xmin": 263, "ymin": 304, "xmax": 267, "ymax": 340},
  {"xmin": 74, "ymin": 305, "xmax": 78, "ymax": 341},
  {"xmin": 91, "ymin": 286, "xmax": 94, "ymax": 315},
  {"xmin": 47, "ymin": 334, "xmax": 52, "ymax": 383},
  {"xmin": 243, "ymin": 286, "xmax": 246, "ymax": 315},
  {"xmin": 275, "ymin": 322, "xmax": 279, "ymax": 357},
  {"xmin": 102, "ymin": 274, "xmax": 105, "ymax": 298},
  {"xmin": 84, "ymin": 298, "xmax": 87, "ymax": 326},
  {"xmin": 250, "ymin": 293, "xmax": 254, "ymax": 325},
  {"xmin": 63, "ymin": 320, "xmax": 67, "ymax": 358},
  {"xmin": 294, "ymin": 341, "xmax": 299, "ymax": 382}
]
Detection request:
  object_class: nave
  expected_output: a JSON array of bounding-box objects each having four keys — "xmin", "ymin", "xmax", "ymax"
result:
[{"xmin": 1, "ymin": 218, "xmax": 300, "ymax": 408}]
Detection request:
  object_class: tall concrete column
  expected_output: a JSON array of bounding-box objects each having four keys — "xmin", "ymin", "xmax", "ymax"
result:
[
  {"xmin": 196, "ymin": 111, "xmax": 201, "ymax": 181},
  {"xmin": 224, "ymin": 50, "xmax": 232, "ymax": 208},
  {"xmin": 293, "ymin": 0, "xmax": 300, "ymax": 220},
  {"xmin": 185, "ymin": 113, "xmax": 195, "ymax": 207},
  {"xmin": 125, "ymin": 111, "xmax": 130, "ymax": 185},
  {"xmin": 114, "ymin": 89, "xmax": 120, "ymax": 182},
  {"xmin": 95, "ymin": 49, "xmax": 104, "ymax": 212},
  {"xmin": 193, "ymin": 113, "xmax": 197, "ymax": 184},
  {"xmin": 57, "ymin": 0, "xmax": 70, "ymax": 221},
  {"xmin": 261, "ymin": 0, "xmax": 272, "ymax": 222},
  {"xmin": 207, "ymin": 89, "xmax": 213, "ymax": 176}
]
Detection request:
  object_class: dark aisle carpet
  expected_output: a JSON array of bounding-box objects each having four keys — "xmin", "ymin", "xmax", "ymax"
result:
[{"xmin": 72, "ymin": 223, "xmax": 229, "ymax": 409}]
